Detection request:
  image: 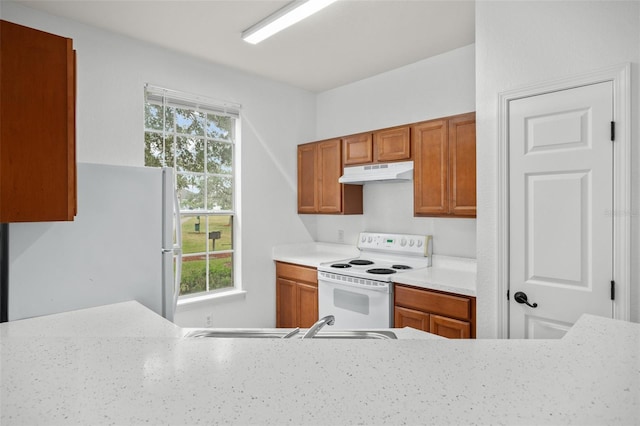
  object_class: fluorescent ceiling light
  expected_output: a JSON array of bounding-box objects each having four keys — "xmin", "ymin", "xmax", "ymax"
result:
[{"xmin": 242, "ymin": 0, "xmax": 339, "ymax": 45}]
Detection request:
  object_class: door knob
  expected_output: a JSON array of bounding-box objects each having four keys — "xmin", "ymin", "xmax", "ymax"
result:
[{"xmin": 514, "ymin": 291, "xmax": 538, "ymax": 308}]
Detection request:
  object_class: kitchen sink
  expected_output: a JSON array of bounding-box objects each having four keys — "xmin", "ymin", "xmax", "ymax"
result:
[{"xmin": 183, "ymin": 329, "xmax": 397, "ymax": 339}]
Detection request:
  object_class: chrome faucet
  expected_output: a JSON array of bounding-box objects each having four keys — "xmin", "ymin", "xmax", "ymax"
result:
[{"xmin": 301, "ymin": 315, "xmax": 335, "ymax": 339}]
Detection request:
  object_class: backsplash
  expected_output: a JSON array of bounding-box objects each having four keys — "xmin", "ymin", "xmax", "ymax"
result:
[{"xmin": 312, "ymin": 182, "xmax": 477, "ymax": 258}]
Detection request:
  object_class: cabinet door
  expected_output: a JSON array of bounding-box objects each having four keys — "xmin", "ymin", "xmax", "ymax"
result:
[
  {"xmin": 317, "ymin": 139, "xmax": 342, "ymax": 213},
  {"xmin": 297, "ymin": 143, "xmax": 318, "ymax": 213},
  {"xmin": 343, "ymin": 133, "xmax": 373, "ymax": 165},
  {"xmin": 394, "ymin": 306, "xmax": 430, "ymax": 332},
  {"xmin": 375, "ymin": 126, "xmax": 411, "ymax": 162},
  {"xmin": 297, "ymin": 282, "xmax": 319, "ymax": 328},
  {"xmin": 0, "ymin": 21, "xmax": 76, "ymax": 222},
  {"xmin": 430, "ymin": 315, "xmax": 471, "ymax": 339},
  {"xmin": 449, "ymin": 113, "xmax": 476, "ymax": 217},
  {"xmin": 413, "ymin": 120, "xmax": 448, "ymax": 216},
  {"xmin": 276, "ymin": 278, "xmax": 298, "ymax": 328}
]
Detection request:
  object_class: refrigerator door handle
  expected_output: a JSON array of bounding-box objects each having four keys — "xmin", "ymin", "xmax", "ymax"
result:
[{"xmin": 172, "ymin": 185, "xmax": 183, "ymax": 312}]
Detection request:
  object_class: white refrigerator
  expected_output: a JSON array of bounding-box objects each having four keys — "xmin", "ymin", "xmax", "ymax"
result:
[{"xmin": 7, "ymin": 163, "xmax": 181, "ymax": 321}]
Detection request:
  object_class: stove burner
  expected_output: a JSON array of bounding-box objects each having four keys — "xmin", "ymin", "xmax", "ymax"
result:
[
  {"xmin": 392, "ymin": 264, "xmax": 412, "ymax": 270},
  {"xmin": 366, "ymin": 268, "xmax": 397, "ymax": 275},
  {"xmin": 349, "ymin": 259, "xmax": 374, "ymax": 266},
  {"xmin": 331, "ymin": 263, "xmax": 352, "ymax": 269}
]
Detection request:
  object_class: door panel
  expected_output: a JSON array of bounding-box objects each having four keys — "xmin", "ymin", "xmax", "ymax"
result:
[
  {"xmin": 526, "ymin": 171, "xmax": 589, "ymax": 286},
  {"xmin": 412, "ymin": 120, "xmax": 448, "ymax": 215},
  {"xmin": 509, "ymin": 82, "xmax": 613, "ymax": 338},
  {"xmin": 317, "ymin": 139, "xmax": 342, "ymax": 213},
  {"xmin": 276, "ymin": 278, "xmax": 297, "ymax": 328},
  {"xmin": 525, "ymin": 316, "xmax": 573, "ymax": 339},
  {"xmin": 297, "ymin": 144, "xmax": 317, "ymax": 213}
]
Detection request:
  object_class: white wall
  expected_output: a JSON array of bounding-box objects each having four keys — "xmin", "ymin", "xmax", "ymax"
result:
[
  {"xmin": 314, "ymin": 44, "xmax": 477, "ymax": 258},
  {"xmin": 2, "ymin": 2, "xmax": 317, "ymax": 328},
  {"xmin": 476, "ymin": 1, "xmax": 640, "ymax": 337}
]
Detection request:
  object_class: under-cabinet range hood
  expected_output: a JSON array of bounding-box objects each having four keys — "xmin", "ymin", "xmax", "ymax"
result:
[{"xmin": 339, "ymin": 161, "xmax": 413, "ymax": 184}]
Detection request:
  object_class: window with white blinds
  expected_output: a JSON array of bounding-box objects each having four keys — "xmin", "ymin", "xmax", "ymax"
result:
[{"xmin": 144, "ymin": 84, "xmax": 240, "ymax": 297}]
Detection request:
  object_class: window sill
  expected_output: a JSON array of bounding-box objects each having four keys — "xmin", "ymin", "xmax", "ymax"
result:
[{"xmin": 177, "ymin": 289, "xmax": 247, "ymax": 310}]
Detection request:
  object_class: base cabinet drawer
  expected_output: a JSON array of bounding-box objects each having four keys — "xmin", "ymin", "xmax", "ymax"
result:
[{"xmin": 394, "ymin": 284, "xmax": 476, "ymax": 338}]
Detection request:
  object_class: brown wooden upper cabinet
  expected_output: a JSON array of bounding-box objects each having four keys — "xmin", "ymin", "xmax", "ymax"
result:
[
  {"xmin": 0, "ymin": 21, "xmax": 77, "ymax": 222},
  {"xmin": 342, "ymin": 125, "xmax": 411, "ymax": 165},
  {"xmin": 343, "ymin": 133, "xmax": 373, "ymax": 165},
  {"xmin": 374, "ymin": 125, "xmax": 411, "ymax": 162},
  {"xmin": 297, "ymin": 139, "xmax": 363, "ymax": 214},
  {"xmin": 413, "ymin": 112, "xmax": 476, "ymax": 217}
]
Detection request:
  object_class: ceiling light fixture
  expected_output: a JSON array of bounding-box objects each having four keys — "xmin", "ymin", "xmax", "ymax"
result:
[{"xmin": 242, "ymin": 0, "xmax": 339, "ymax": 45}]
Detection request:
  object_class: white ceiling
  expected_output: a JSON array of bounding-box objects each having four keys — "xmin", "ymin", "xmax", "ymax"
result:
[{"xmin": 12, "ymin": 0, "xmax": 475, "ymax": 92}]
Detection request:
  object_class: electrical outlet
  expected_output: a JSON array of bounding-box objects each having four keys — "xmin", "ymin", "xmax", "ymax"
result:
[
  {"xmin": 205, "ymin": 314, "xmax": 212, "ymax": 327},
  {"xmin": 337, "ymin": 229, "xmax": 344, "ymax": 243}
]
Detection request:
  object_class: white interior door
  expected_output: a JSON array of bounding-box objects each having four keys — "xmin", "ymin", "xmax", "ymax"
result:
[{"xmin": 509, "ymin": 81, "xmax": 614, "ymax": 339}]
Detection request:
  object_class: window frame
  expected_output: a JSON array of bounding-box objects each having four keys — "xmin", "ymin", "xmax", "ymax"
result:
[{"xmin": 143, "ymin": 85, "xmax": 241, "ymax": 300}]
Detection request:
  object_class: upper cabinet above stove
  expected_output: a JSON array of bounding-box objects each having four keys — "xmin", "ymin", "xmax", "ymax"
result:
[
  {"xmin": 298, "ymin": 112, "xmax": 475, "ymax": 217},
  {"xmin": 297, "ymin": 139, "xmax": 363, "ymax": 215},
  {"xmin": 343, "ymin": 125, "xmax": 411, "ymax": 166}
]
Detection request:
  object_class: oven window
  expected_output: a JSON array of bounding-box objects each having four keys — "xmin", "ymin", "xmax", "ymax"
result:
[{"xmin": 334, "ymin": 288, "xmax": 369, "ymax": 315}]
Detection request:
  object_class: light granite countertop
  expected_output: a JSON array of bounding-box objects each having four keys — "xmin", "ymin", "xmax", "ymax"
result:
[
  {"xmin": 1, "ymin": 301, "xmax": 638, "ymax": 425},
  {"xmin": 273, "ymin": 242, "xmax": 477, "ymax": 296}
]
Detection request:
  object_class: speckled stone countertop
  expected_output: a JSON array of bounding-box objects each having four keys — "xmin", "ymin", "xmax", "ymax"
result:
[
  {"xmin": 1, "ymin": 302, "xmax": 638, "ymax": 425},
  {"xmin": 273, "ymin": 242, "xmax": 477, "ymax": 296}
]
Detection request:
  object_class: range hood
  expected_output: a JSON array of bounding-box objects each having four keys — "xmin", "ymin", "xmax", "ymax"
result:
[{"xmin": 339, "ymin": 161, "xmax": 414, "ymax": 184}]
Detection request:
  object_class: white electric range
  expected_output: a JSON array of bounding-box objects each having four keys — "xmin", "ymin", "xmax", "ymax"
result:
[{"xmin": 317, "ymin": 232, "xmax": 433, "ymax": 329}]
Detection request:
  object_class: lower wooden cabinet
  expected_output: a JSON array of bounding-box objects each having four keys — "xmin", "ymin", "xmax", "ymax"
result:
[
  {"xmin": 275, "ymin": 262, "xmax": 318, "ymax": 328},
  {"xmin": 394, "ymin": 284, "xmax": 476, "ymax": 338}
]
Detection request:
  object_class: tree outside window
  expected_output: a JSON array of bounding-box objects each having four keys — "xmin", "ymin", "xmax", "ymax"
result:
[{"xmin": 144, "ymin": 88, "xmax": 238, "ymax": 297}]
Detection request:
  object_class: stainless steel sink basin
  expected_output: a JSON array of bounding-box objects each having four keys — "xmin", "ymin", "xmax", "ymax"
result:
[{"xmin": 183, "ymin": 328, "xmax": 397, "ymax": 339}]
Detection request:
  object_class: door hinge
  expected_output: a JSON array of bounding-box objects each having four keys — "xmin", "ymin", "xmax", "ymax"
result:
[
  {"xmin": 610, "ymin": 280, "xmax": 615, "ymax": 301},
  {"xmin": 611, "ymin": 121, "xmax": 615, "ymax": 142}
]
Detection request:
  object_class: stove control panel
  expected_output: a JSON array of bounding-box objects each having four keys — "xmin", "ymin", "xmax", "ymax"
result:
[{"xmin": 358, "ymin": 232, "xmax": 433, "ymax": 257}]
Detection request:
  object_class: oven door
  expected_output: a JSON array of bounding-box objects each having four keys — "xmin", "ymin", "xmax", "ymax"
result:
[{"xmin": 318, "ymin": 273, "xmax": 393, "ymax": 329}]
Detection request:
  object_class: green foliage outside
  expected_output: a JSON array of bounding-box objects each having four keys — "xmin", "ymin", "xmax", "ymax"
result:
[
  {"xmin": 180, "ymin": 215, "xmax": 233, "ymax": 296},
  {"xmin": 144, "ymin": 102, "xmax": 235, "ymax": 211},
  {"xmin": 144, "ymin": 99, "xmax": 237, "ymax": 297},
  {"xmin": 180, "ymin": 256, "xmax": 233, "ymax": 295}
]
